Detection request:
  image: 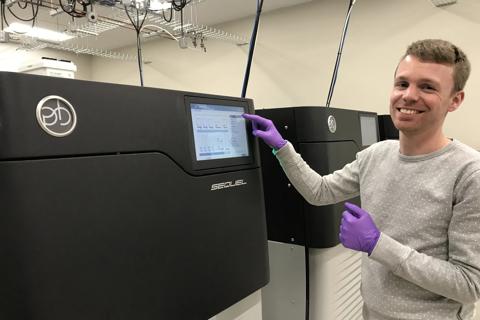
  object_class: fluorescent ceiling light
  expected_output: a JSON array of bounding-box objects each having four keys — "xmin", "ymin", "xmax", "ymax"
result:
[
  {"xmin": 5, "ymin": 22, "xmax": 73, "ymax": 42},
  {"xmin": 148, "ymin": 0, "xmax": 171, "ymax": 11}
]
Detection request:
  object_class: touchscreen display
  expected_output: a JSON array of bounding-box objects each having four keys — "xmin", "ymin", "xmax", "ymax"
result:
[{"xmin": 190, "ymin": 103, "xmax": 249, "ymax": 161}]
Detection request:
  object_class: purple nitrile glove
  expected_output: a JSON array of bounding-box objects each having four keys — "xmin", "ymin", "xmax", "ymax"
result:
[
  {"xmin": 242, "ymin": 113, "xmax": 287, "ymax": 150},
  {"xmin": 339, "ymin": 202, "xmax": 380, "ymax": 255}
]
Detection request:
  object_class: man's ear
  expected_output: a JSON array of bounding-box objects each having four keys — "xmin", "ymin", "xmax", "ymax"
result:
[{"xmin": 448, "ymin": 90, "xmax": 464, "ymax": 112}]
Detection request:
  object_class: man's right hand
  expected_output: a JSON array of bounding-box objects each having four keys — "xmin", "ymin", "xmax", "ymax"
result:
[{"xmin": 242, "ymin": 114, "xmax": 287, "ymax": 150}]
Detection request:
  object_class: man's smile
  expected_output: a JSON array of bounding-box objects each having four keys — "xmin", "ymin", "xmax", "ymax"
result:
[{"xmin": 397, "ymin": 108, "xmax": 425, "ymax": 115}]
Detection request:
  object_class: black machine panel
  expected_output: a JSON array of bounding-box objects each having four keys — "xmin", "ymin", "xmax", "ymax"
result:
[
  {"xmin": 257, "ymin": 107, "xmax": 377, "ymax": 248},
  {"xmin": 0, "ymin": 72, "xmax": 269, "ymax": 320},
  {"xmin": 378, "ymin": 114, "xmax": 399, "ymax": 140},
  {"xmin": 300, "ymin": 141, "xmax": 359, "ymax": 247},
  {"xmin": 0, "ymin": 72, "xmax": 257, "ymax": 175}
]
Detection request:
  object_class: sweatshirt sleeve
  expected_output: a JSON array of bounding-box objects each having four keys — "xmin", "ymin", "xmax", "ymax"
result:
[
  {"xmin": 274, "ymin": 141, "xmax": 360, "ymax": 206},
  {"xmin": 370, "ymin": 170, "xmax": 480, "ymax": 304}
]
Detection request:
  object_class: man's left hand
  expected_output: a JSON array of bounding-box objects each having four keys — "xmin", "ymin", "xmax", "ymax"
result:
[{"xmin": 339, "ymin": 202, "xmax": 380, "ymax": 255}]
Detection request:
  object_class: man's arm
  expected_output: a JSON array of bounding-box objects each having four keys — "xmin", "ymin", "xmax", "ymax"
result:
[
  {"xmin": 370, "ymin": 170, "xmax": 480, "ymax": 304},
  {"xmin": 275, "ymin": 142, "xmax": 360, "ymax": 206},
  {"xmin": 242, "ymin": 113, "xmax": 361, "ymax": 204}
]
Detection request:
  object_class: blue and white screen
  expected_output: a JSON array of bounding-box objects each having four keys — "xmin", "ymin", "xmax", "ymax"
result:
[{"xmin": 191, "ymin": 103, "xmax": 249, "ymax": 161}]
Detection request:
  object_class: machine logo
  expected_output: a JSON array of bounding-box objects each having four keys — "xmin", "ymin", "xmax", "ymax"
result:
[
  {"xmin": 327, "ymin": 115, "xmax": 337, "ymax": 133},
  {"xmin": 36, "ymin": 95, "xmax": 77, "ymax": 137},
  {"xmin": 211, "ymin": 179, "xmax": 247, "ymax": 191}
]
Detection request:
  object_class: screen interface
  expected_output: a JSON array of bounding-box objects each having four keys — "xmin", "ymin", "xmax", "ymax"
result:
[{"xmin": 190, "ymin": 103, "xmax": 249, "ymax": 161}]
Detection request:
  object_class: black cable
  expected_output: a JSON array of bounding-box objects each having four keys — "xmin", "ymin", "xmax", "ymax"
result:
[
  {"xmin": 171, "ymin": 0, "xmax": 189, "ymax": 11},
  {"xmin": 17, "ymin": 0, "xmax": 28, "ymax": 10},
  {"xmin": 59, "ymin": 0, "xmax": 85, "ymax": 18},
  {"xmin": 138, "ymin": 8, "xmax": 146, "ymax": 30},
  {"xmin": 325, "ymin": 0, "xmax": 356, "ymax": 108},
  {"xmin": 0, "ymin": 2, "xmax": 4, "ymax": 30},
  {"xmin": 125, "ymin": 5, "xmax": 147, "ymax": 86},
  {"xmin": 7, "ymin": 0, "xmax": 40, "ymax": 22},
  {"xmin": 162, "ymin": 5, "xmax": 173, "ymax": 22},
  {"xmin": 0, "ymin": 2, "xmax": 3, "ymax": 30},
  {"xmin": 135, "ymin": 6, "xmax": 139, "ymax": 27},
  {"xmin": 33, "ymin": 0, "xmax": 41, "ymax": 26},
  {"xmin": 304, "ymin": 243, "xmax": 310, "ymax": 320},
  {"xmin": 78, "ymin": 0, "xmax": 92, "ymax": 16},
  {"xmin": 168, "ymin": 0, "xmax": 190, "ymax": 33},
  {"xmin": 31, "ymin": 0, "xmax": 36, "ymax": 27},
  {"xmin": 7, "ymin": 3, "xmax": 35, "ymax": 22},
  {"xmin": 179, "ymin": 3, "xmax": 183, "ymax": 37},
  {"xmin": 126, "ymin": 1, "xmax": 192, "ymax": 86},
  {"xmin": 1, "ymin": 2, "xmax": 10, "ymax": 27},
  {"xmin": 136, "ymin": 32, "xmax": 144, "ymax": 86},
  {"xmin": 136, "ymin": 8, "xmax": 144, "ymax": 86},
  {"xmin": 7, "ymin": 7, "xmax": 34, "ymax": 21},
  {"xmin": 124, "ymin": 5, "xmax": 136, "ymax": 27},
  {"xmin": 241, "ymin": 0, "xmax": 264, "ymax": 98},
  {"xmin": 124, "ymin": 5, "xmax": 147, "ymax": 31}
]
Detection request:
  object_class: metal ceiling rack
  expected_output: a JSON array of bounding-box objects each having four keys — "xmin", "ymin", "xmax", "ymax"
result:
[
  {"xmin": 3, "ymin": 0, "xmax": 248, "ymax": 59},
  {"xmin": 6, "ymin": 30, "xmax": 136, "ymax": 61},
  {"xmin": 57, "ymin": 3, "xmax": 249, "ymax": 57},
  {"xmin": 65, "ymin": 5, "xmax": 249, "ymax": 46},
  {"xmin": 50, "ymin": 43, "xmax": 137, "ymax": 60},
  {"xmin": 143, "ymin": 12, "xmax": 248, "ymax": 45},
  {"xmin": 66, "ymin": 9, "xmax": 133, "ymax": 39}
]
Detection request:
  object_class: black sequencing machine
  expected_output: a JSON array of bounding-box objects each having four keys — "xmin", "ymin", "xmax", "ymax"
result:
[
  {"xmin": 257, "ymin": 107, "xmax": 379, "ymax": 248},
  {"xmin": 0, "ymin": 71, "xmax": 268, "ymax": 320}
]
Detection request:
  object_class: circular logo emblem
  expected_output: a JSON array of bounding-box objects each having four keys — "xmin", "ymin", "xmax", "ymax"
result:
[
  {"xmin": 327, "ymin": 115, "xmax": 337, "ymax": 133},
  {"xmin": 36, "ymin": 95, "xmax": 77, "ymax": 137}
]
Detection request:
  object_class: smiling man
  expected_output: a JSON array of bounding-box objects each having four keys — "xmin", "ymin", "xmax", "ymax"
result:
[
  {"xmin": 243, "ymin": 39, "xmax": 480, "ymax": 319},
  {"xmin": 391, "ymin": 41, "xmax": 468, "ymax": 156}
]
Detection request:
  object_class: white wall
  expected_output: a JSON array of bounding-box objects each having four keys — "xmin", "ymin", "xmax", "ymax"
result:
[{"xmin": 91, "ymin": 0, "xmax": 480, "ymax": 150}]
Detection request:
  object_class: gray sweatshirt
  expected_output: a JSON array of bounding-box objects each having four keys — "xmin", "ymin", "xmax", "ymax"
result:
[{"xmin": 275, "ymin": 139, "xmax": 480, "ymax": 320}]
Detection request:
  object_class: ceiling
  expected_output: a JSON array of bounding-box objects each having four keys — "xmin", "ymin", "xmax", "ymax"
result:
[
  {"xmin": 4, "ymin": 0, "xmax": 313, "ymax": 52},
  {"xmin": 194, "ymin": 0, "xmax": 312, "ymax": 26}
]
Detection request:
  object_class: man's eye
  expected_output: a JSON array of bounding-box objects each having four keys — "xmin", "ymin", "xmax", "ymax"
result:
[
  {"xmin": 395, "ymin": 81, "xmax": 408, "ymax": 88},
  {"xmin": 421, "ymin": 84, "xmax": 436, "ymax": 91}
]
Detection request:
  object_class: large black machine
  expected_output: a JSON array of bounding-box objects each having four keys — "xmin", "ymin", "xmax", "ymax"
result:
[
  {"xmin": 257, "ymin": 107, "xmax": 379, "ymax": 248},
  {"xmin": 0, "ymin": 71, "xmax": 269, "ymax": 320}
]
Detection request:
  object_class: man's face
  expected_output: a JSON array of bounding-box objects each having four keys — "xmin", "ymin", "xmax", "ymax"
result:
[{"xmin": 390, "ymin": 55, "xmax": 463, "ymax": 137}]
